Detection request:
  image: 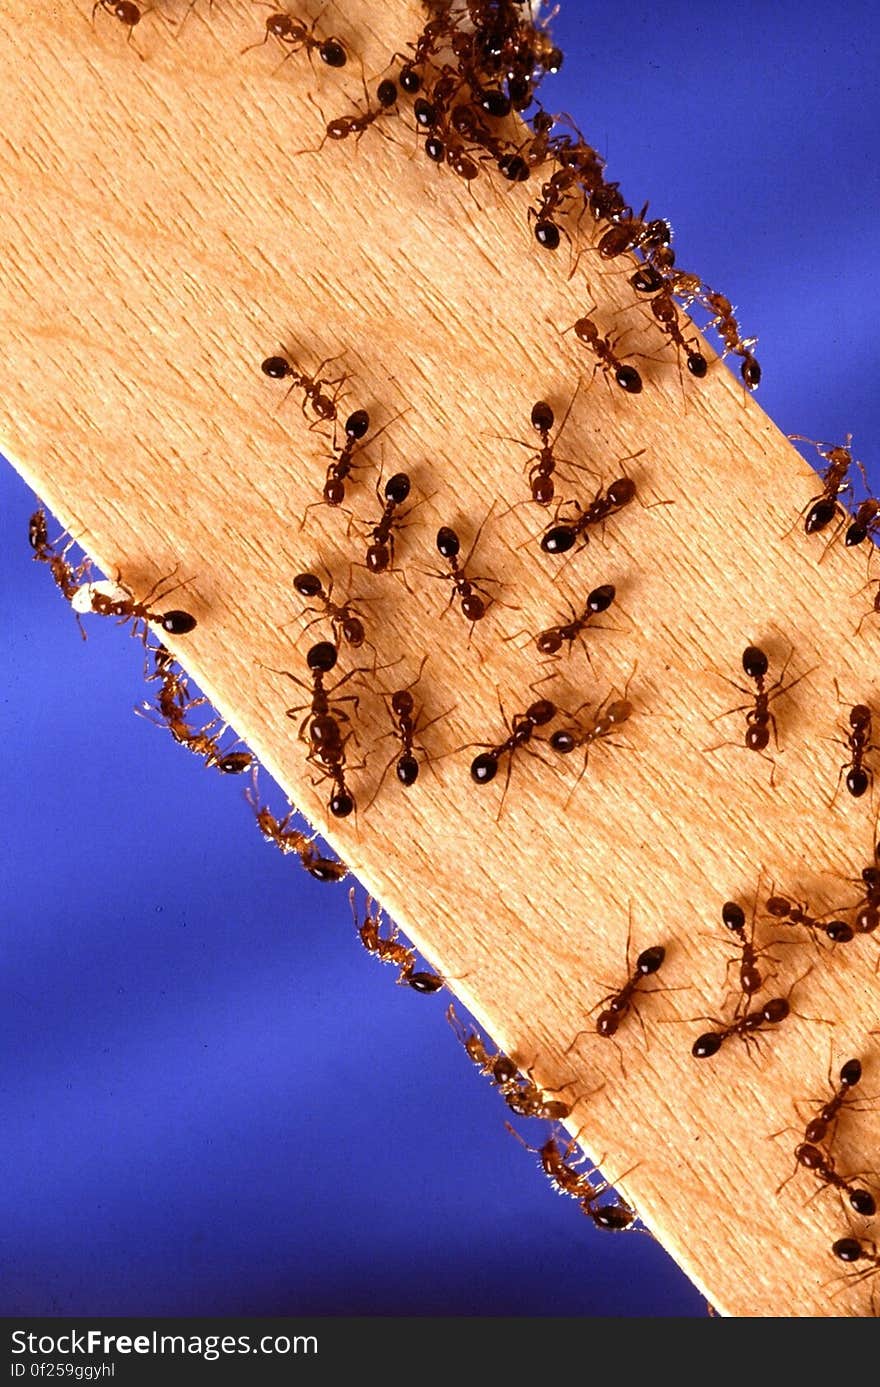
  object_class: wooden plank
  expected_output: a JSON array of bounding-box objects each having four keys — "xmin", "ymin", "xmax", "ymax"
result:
[{"xmin": 3, "ymin": 0, "xmax": 880, "ymax": 1316}]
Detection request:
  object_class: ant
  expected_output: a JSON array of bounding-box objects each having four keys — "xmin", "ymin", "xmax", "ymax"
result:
[
  {"xmin": 691, "ymin": 969, "xmax": 814, "ymax": 1059},
  {"xmin": 241, "ymin": 9, "xmax": 347, "ymax": 69},
  {"xmin": 779, "ymin": 1145, "xmax": 877, "ymax": 1217},
  {"xmin": 292, "ymin": 571, "xmax": 367, "ymax": 648},
  {"xmin": 260, "ymin": 351, "xmax": 348, "ymax": 425},
  {"xmin": 307, "ymin": 76, "xmax": 398, "ymax": 151},
  {"xmin": 843, "ymin": 496, "xmax": 880, "ymax": 554},
  {"xmin": 367, "ymin": 658, "xmax": 452, "ymax": 804},
  {"xmin": 706, "ymin": 644, "xmax": 814, "ymax": 776},
  {"xmin": 71, "ymin": 570, "xmax": 197, "ymax": 643},
  {"xmin": 596, "ymin": 206, "xmax": 672, "ymax": 263},
  {"xmin": 141, "ymin": 643, "xmax": 252, "ymax": 774},
  {"xmin": 92, "ymin": 1, "xmax": 150, "ymax": 55},
  {"xmin": 718, "ymin": 894, "xmax": 782, "ymax": 1016},
  {"xmin": 692, "ymin": 998, "xmax": 792, "ymax": 1059},
  {"xmin": 268, "ymin": 641, "xmax": 366, "ymax": 816},
  {"xmin": 539, "ymin": 459, "xmax": 644, "ymax": 555},
  {"xmin": 361, "ymin": 472, "xmax": 414, "ymax": 576},
  {"xmin": 788, "ymin": 434, "xmax": 857, "ymax": 536},
  {"xmin": 317, "ymin": 408, "xmax": 402, "ymax": 509},
  {"xmin": 527, "ymin": 166, "xmax": 582, "ymax": 252},
  {"xmin": 828, "ymin": 686, "xmax": 877, "ymax": 804},
  {"xmin": 245, "ymin": 771, "xmax": 347, "ymax": 882},
  {"xmin": 546, "ymin": 678, "xmax": 634, "ymax": 804},
  {"xmin": 568, "ymin": 927, "xmax": 665, "ymax": 1046},
  {"xmin": 428, "ymin": 509, "xmax": 499, "ymax": 632},
  {"xmin": 496, "ymin": 382, "xmax": 589, "ymax": 506},
  {"xmin": 28, "ymin": 508, "xmax": 49, "ymax": 556},
  {"xmin": 311, "ymin": 752, "xmax": 358, "ymax": 820},
  {"xmin": 557, "ymin": 302, "xmax": 643, "ymax": 394},
  {"xmin": 446, "ymin": 1005, "xmax": 572, "ymax": 1121},
  {"xmin": 643, "ymin": 286, "xmax": 708, "ymax": 380},
  {"xmin": 467, "ymin": 693, "xmax": 558, "ymax": 816},
  {"xmin": 765, "ymin": 894, "xmax": 854, "ymax": 945},
  {"xmin": 802, "ymin": 1057, "xmax": 866, "ymax": 1147},
  {"xmin": 273, "ymin": 638, "xmax": 360, "ymax": 746},
  {"xmin": 529, "ymin": 583, "xmax": 616, "ymax": 662},
  {"xmin": 351, "ymin": 890, "xmax": 444, "ymax": 993},
  {"xmin": 505, "ymin": 1126, "xmax": 638, "ymax": 1232},
  {"xmin": 830, "ymin": 1238, "xmax": 880, "ymax": 1310},
  {"xmin": 29, "ymin": 508, "xmax": 91, "ymax": 617}
]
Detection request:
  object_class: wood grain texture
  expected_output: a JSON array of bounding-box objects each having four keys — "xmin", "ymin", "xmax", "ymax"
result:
[{"xmin": 3, "ymin": 0, "xmax": 880, "ymax": 1317}]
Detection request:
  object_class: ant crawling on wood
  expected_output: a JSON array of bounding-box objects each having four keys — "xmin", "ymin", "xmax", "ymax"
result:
[
  {"xmin": 71, "ymin": 568, "xmax": 197, "ymax": 642},
  {"xmin": 705, "ymin": 643, "xmax": 815, "ymax": 781}
]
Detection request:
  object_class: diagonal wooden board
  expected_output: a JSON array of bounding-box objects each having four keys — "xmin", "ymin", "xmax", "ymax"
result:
[{"xmin": 3, "ymin": 0, "xmax": 880, "ymax": 1317}]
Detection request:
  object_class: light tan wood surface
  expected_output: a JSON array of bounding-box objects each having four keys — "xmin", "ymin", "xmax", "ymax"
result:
[{"xmin": 3, "ymin": 0, "xmax": 880, "ymax": 1317}]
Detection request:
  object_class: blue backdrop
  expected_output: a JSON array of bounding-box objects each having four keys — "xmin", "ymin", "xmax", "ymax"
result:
[{"xmin": 3, "ymin": 1, "xmax": 879, "ymax": 1318}]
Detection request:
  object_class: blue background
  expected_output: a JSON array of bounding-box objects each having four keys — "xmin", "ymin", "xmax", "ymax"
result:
[{"xmin": 3, "ymin": 2, "xmax": 879, "ymax": 1318}]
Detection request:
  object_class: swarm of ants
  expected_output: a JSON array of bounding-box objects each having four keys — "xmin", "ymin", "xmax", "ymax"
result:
[{"xmin": 29, "ymin": 0, "xmax": 880, "ymax": 1318}]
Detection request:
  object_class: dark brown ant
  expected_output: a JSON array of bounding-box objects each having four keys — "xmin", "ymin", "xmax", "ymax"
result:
[
  {"xmin": 596, "ymin": 204, "xmax": 672, "ymax": 263},
  {"xmin": 241, "ymin": 8, "xmax": 347, "ymax": 69},
  {"xmin": 556, "ymin": 302, "xmax": 642, "ymax": 394},
  {"xmin": 505, "ymin": 1126, "xmax": 638, "ymax": 1232},
  {"xmin": 788, "ymin": 434, "xmax": 856, "ymax": 536},
  {"xmin": 691, "ymin": 969, "xmax": 814, "ymax": 1059},
  {"xmin": 765, "ymin": 894, "xmax": 854, "ymax": 945},
  {"xmin": 771, "ymin": 1054, "xmax": 871, "ymax": 1167},
  {"xmin": 141, "ymin": 643, "xmax": 252, "ymax": 775},
  {"xmin": 446, "ymin": 1005, "xmax": 572, "ymax": 1121},
  {"xmin": 319, "ymin": 409, "xmax": 375, "ymax": 507},
  {"xmin": 29, "ymin": 509, "xmax": 91, "ymax": 619},
  {"xmin": 292, "ymin": 571, "xmax": 367, "ymax": 648},
  {"xmin": 526, "ymin": 583, "xmax": 616, "ymax": 663},
  {"xmin": 527, "ymin": 165, "xmax": 582, "ymax": 251},
  {"xmin": 495, "ymin": 382, "xmax": 589, "ymax": 506},
  {"xmin": 267, "ymin": 641, "xmax": 366, "ymax": 816},
  {"xmin": 718, "ymin": 894, "xmax": 783, "ymax": 1016},
  {"xmin": 844, "ymin": 497, "xmax": 880, "ymax": 552},
  {"xmin": 272, "ymin": 638, "xmax": 359, "ymax": 745},
  {"xmin": 362, "ymin": 472, "xmax": 413, "ymax": 575},
  {"xmin": 71, "ymin": 570, "xmax": 197, "ymax": 643},
  {"xmin": 92, "ymin": 0, "xmax": 150, "ymax": 55},
  {"xmin": 644, "ymin": 286, "xmax": 708, "ymax": 380},
  {"xmin": 28, "ymin": 508, "xmax": 49, "ymax": 555},
  {"xmin": 546, "ymin": 678, "xmax": 634, "ymax": 803},
  {"xmin": 367, "ymin": 657, "xmax": 452, "ymax": 804},
  {"xmin": 467, "ymin": 693, "xmax": 558, "ymax": 817},
  {"xmin": 539, "ymin": 457, "xmax": 645, "ymax": 555},
  {"xmin": 692, "ymin": 997, "xmax": 792, "ymax": 1059},
  {"xmin": 307, "ymin": 77, "xmax": 398, "ymax": 151},
  {"xmin": 706, "ymin": 644, "xmax": 814, "ymax": 774},
  {"xmin": 351, "ymin": 890, "xmax": 444, "ymax": 993},
  {"xmin": 568, "ymin": 928, "xmax": 666, "ymax": 1046},
  {"xmin": 260, "ymin": 351, "xmax": 348, "ymax": 425},
  {"xmin": 779, "ymin": 1144, "xmax": 877, "ymax": 1218},
  {"xmin": 802, "ymin": 1058, "xmax": 865, "ymax": 1146},
  {"xmin": 828, "ymin": 686, "xmax": 876, "ymax": 803},
  {"xmin": 830, "ymin": 1237, "xmax": 880, "ymax": 1310},
  {"xmin": 428, "ymin": 508, "xmax": 499, "ymax": 631},
  {"xmin": 245, "ymin": 771, "xmax": 347, "ymax": 882}
]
